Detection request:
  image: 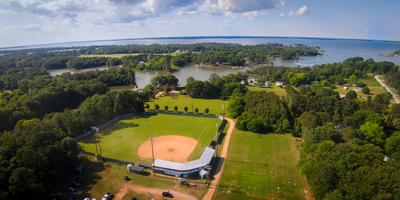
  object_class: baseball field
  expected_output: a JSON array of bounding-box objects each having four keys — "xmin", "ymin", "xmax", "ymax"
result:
[{"xmin": 79, "ymin": 113, "xmax": 220, "ymax": 163}]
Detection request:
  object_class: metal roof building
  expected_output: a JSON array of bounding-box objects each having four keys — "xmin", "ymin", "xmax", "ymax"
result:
[{"xmin": 153, "ymin": 146, "xmax": 215, "ymax": 177}]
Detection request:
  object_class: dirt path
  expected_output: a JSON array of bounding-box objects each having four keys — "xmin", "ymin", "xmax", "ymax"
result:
[
  {"xmin": 202, "ymin": 118, "xmax": 235, "ymax": 200},
  {"xmin": 114, "ymin": 183, "xmax": 198, "ymax": 200},
  {"xmin": 375, "ymin": 75, "xmax": 400, "ymax": 104}
]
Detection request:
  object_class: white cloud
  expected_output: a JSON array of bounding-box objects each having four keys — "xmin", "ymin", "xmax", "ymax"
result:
[
  {"xmin": 296, "ymin": 5, "xmax": 309, "ymax": 16},
  {"xmin": 288, "ymin": 5, "xmax": 310, "ymax": 16}
]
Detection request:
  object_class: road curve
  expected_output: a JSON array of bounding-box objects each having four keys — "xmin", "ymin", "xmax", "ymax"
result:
[
  {"xmin": 202, "ymin": 117, "xmax": 235, "ymax": 200},
  {"xmin": 375, "ymin": 75, "xmax": 400, "ymax": 104}
]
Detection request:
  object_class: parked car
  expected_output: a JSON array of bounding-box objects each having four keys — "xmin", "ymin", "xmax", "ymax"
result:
[
  {"xmin": 162, "ymin": 191, "xmax": 173, "ymax": 198},
  {"xmin": 101, "ymin": 192, "xmax": 112, "ymax": 200}
]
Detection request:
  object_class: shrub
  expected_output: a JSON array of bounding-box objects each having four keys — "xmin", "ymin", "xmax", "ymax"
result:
[
  {"xmin": 174, "ymin": 106, "xmax": 178, "ymax": 112},
  {"xmin": 194, "ymin": 108, "xmax": 199, "ymax": 113},
  {"xmin": 205, "ymin": 108, "xmax": 209, "ymax": 114},
  {"xmin": 184, "ymin": 107, "xmax": 188, "ymax": 112},
  {"xmin": 362, "ymin": 86, "xmax": 370, "ymax": 94},
  {"xmin": 155, "ymin": 104, "xmax": 160, "ymax": 110},
  {"xmin": 164, "ymin": 105, "xmax": 169, "ymax": 111},
  {"xmin": 145, "ymin": 104, "xmax": 150, "ymax": 110}
]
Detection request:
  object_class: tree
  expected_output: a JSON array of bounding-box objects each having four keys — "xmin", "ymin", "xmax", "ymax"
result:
[
  {"xmin": 362, "ymin": 86, "xmax": 370, "ymax": 94},
  {"xmin": 385, "ymin": 132, "xmax": 400, "ymax": 160},
  {"xmin": 359, "ymin": 121, "xmax": 385, "ymax": 145},
  {"xmin": 227, "ymin": 97, "xmax": 245, "ymax": 118}
]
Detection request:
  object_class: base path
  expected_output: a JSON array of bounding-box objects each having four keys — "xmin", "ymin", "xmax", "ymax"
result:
[
  {"xmin": 202, "ymin": 118, "xmax": 235, "ymax": 200},
  {"xmin": 137, "ymin": 135, "xmax": 198, "ymax": 162},
  {"xmin": 375, "ymin": 75, "xmax": 400, "ymax": 104},
  {"xmin": 114, "ymin": 183, "xmax": 198, "ymax": 200}
]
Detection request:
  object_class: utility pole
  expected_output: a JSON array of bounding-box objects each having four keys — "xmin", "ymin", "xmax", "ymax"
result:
[
  {"xmin": 150, "ymin": 137, "xmax": 155, "ymax": 176},
  {"xmin": 92, "ymin": 127, "xmax": 102, "ymax": 161}
]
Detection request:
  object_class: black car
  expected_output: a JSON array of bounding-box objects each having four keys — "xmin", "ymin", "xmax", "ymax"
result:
[{"xmin": 162, "ymin": 191, "xmax": 173, "ymax": 198}]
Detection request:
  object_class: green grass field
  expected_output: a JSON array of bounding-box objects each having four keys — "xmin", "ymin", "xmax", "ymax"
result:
[
  {"xmin": 247, "ymin": 86, "xmax": 287, "ymax": 97},
  {"xmin": 79, "ymin": 52, "xmax": 183, "ymax": 59},
  {"xmin": 79, "ymin": 53, "xmax": 143, "ymax": 58},
  {"xmin": 214, "ymin": 131, "xmax": 309, "ymax": 200},
  {"xmin": 79, "ymin": 113, "xmax": 220, "ymax": 162},
  {"xmin": 146, "ymin": 95, "xmax": 229, "ymax": 116}
]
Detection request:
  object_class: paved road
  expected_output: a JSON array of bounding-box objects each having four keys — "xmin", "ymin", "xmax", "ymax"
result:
[
  {"xmin": 375, "ymin": 75, "xmax": 400, "ymax": 104},
  {"xmin": 202, "ymin": 117, "xmax": 235, "ymax": 200}
]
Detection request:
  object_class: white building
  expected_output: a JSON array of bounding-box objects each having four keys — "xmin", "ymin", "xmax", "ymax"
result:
[{"xmin": 275, "ymin": 81, "xmax": 285, "ymax": 87}]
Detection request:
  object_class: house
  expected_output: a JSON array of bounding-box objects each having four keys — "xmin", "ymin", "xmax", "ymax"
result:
[
  {"xmin": 275, "ymin": 81, "xmax": 285, "ymax": 87},
  {"xmin": 168, "ymin": 90, "xmax": 180, "ymax": 96},
  {"xmin": 353, "ymin": 87, "xmax": 362, "ymax": 92},
  {"xmin": 155, "ymin": 91, "xmax": 166, "ymax": 97},
  {"xmin": 263, "ymin": 81, "xmax": 272, "ymax": 87},
  {"xmin": 248, "ymin": 79, "xmax": 257, "ymax": 86}
]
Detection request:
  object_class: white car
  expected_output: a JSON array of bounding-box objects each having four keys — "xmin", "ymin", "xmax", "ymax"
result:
[{"xmin": 102, "ymin": 192, "xmax": 112, "ymax": 200}]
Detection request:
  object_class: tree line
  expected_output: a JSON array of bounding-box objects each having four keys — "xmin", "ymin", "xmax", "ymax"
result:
[{"xmin": 0, "ymin": 43, "xmax": 321, "ymax": 73}]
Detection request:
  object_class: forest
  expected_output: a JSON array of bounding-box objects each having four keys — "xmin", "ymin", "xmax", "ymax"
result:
[{"xmin": 0, "ymin": 43, "xmax": 321, "ymax": 72}]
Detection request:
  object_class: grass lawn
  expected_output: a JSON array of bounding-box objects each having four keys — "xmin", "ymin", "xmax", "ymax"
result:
[
  {"xmin": 75, "ymin": 159, "xmax": 206, "ymax": 200},
  {"xmin": 79, "ymin": 113, "xmax": 220, "ymax": 162},
  {"xmin": 247, "ymin": 86, "xmax": 287, "ymax": 97},
  {"xmin": 80, "ymin": 53, "xmax": 143, "ymax": 58},
  {"xmin": 335, "ymin": 75, "xmax": 387, "ymax": 101},
  {"xmin": 214, "ymin": 131, "xmax": 309, "ymax": 200},
  {"xmin": 108, "ymin": 85, "xmax": 135, "ymax": 91},
  {"xmin": 79, "ymin": 52, "xmax": 183, "ymax": 59},
  {"xmin": 146, "ymin": 95, "xmax": 229, "ymax": 116}
]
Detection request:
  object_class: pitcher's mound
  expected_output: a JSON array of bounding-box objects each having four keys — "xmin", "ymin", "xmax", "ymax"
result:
[{"xmin": 137, "ymin": 135, "xmax": 198, "ymax": 162}]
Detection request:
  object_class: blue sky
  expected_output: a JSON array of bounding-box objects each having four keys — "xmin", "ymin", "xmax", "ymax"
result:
[{"xmin": 0, "ymin": 0, "xmax": 399, "ymax": 47}]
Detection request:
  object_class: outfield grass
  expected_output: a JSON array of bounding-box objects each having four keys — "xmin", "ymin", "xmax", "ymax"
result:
[
  {"xmin": 79, "ymin": 113, "xmax": 220, "ymax": 162},
  {"xmin": 146, "ymin": 95, "xmax": 229, "ymax": 116},
  {"xmin": 247, "ymin": 86, "xmax": 287, "ymax": 97},
  {"xmin": 214, "ymin": 131, "xmax": 309, "ymax": 200}
]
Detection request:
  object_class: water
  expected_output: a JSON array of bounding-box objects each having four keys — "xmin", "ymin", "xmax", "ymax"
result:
[
  {"xmin": 49, "ymin": 64, "xmax": 249, "ymax": 88},
  {"xmin": 25, "ymin": 36, "xmax": 400, "ymax": 88}
]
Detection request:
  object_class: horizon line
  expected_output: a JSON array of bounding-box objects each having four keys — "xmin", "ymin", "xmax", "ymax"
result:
[{"xmin": 2, "ymin": 35, "xmax": 400, "ymax": 50}]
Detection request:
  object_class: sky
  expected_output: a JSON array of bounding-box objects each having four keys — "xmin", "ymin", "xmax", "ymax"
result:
[{"xmin": 0, "ymin": 0, "xmax": 400, "ymax": 47}]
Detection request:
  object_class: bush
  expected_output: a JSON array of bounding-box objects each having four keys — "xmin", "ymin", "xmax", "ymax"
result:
[
  {"xmin": 194, "ymin": 108, "xmax": 199, "ymax": 113},
  {"xmin": 184, "ymin": 107, "xmax": 188, "ymax": 112},
  {"xmin": 155, "ymin": 104, "xmax": 160, "ymax": 110},
  {"xmin": 145, "ymin": 104, "xmax": 150, "ymax": 110},
  {"xmin": 164, "ymin": 105, "xmax": 169, "ymax": 111},
  {"xmin": 362, "ymin": 86, "xmax": 370, "ymax": 94},
  {"xmin": 205, "ymin": 108, "xmax": 209, "ymax": 114},
  {"xmin": 174, "ymin": 106, "xmax": 178, "ymax": 112}
]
